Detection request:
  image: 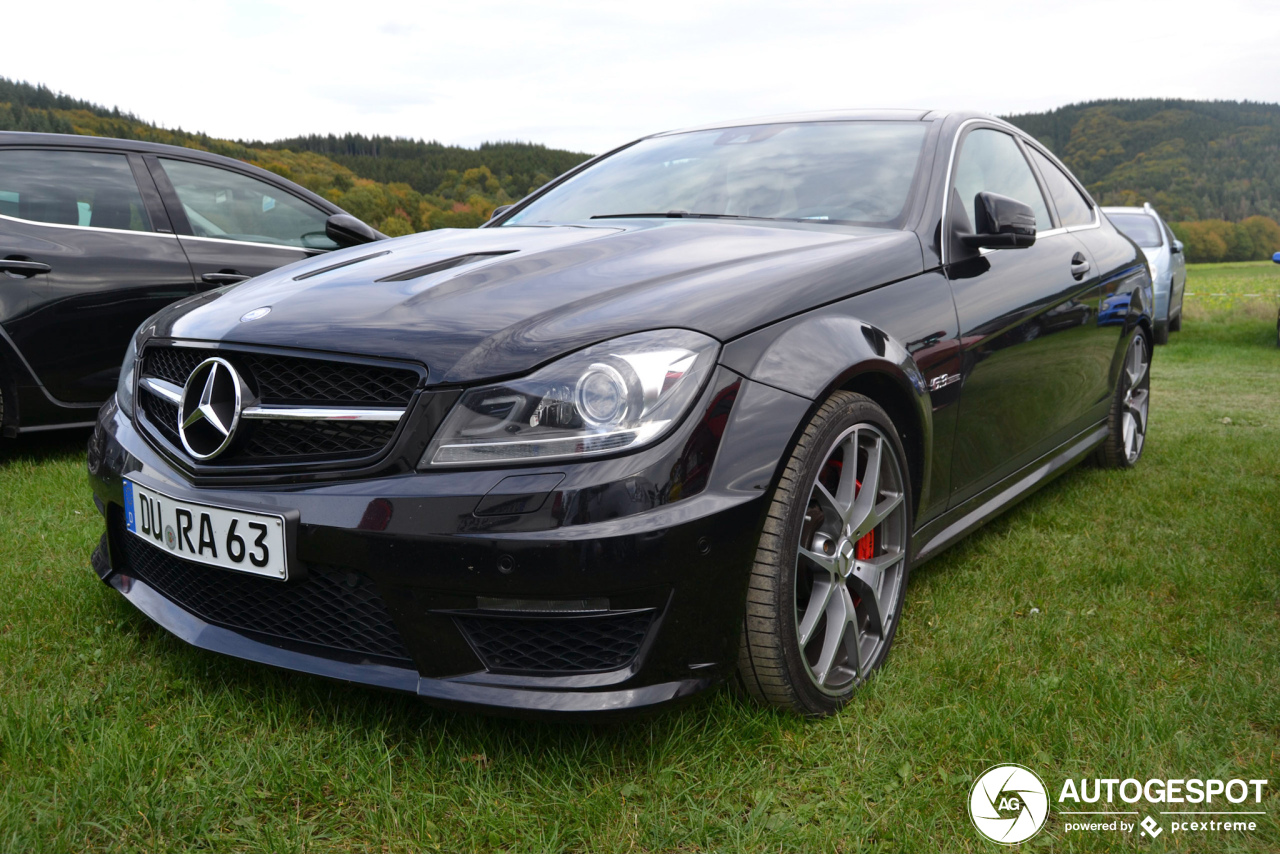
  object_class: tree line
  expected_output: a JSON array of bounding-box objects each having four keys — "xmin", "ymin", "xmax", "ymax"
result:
[
  {"xmin": 1169, "ymin": 216, "xmax": 1280, "ymax": 264},
  {"xmin": 6, "ymin": 77, "xmax": 1280, "ymax": 255},
  {"xmin": 1006, "ymin": 99, "xmax": 1280, "ymax": 222}
]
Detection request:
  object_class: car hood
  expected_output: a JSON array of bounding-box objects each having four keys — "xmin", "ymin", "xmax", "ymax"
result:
[{"xmin": 154, "ymin": 221, "xmax": 923, "ymax": 384}]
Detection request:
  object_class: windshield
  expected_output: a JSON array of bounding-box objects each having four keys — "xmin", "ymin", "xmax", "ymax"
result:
[
  {"xmin": 505, "ymin": 121, "xmax": 929, "ymax": 228},
  {"xmin": 1109, "ymin": 213, "xmax": 1164, "ymax": 248}
]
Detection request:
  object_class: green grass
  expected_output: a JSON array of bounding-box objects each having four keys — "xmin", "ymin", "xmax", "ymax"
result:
[{"xmin": 1, "ymin": 263, "xmax": 1278, "ymax": 852}]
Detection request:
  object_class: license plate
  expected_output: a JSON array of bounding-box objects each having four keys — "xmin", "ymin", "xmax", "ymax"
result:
[{"xmin": 122, "ymin": 479, "xmax": 288, "ymax": 580}]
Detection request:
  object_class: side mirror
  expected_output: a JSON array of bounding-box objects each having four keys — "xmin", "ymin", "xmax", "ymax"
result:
[
  {"xmin": 1273, "ymin": 251, "xmax": 1280, "ymax": 264},
  {"xmin": 1171, "ymin": 240, "xmax": 1183, "ymax": 254},
  {"xmin": 960, "ymin": 192, "xmax": 1036, "ymax": 249},
  {"xmin": 488, "ymin": 204, "xmax": 513, "ymax": 222},
  {"xmin": 325, "ymin": 214, "xmax": 386, "ymax": 248}
]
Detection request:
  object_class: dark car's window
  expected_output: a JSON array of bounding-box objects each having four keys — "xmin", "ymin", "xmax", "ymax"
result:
[
  {"xmin": 1108, "ymin": 213, "xmax": 1163, "ymax": 248},
  {"xmin": 952, "ymin": 129, "xmax": 1052, "ymax": 233},
  {"xmin": 160, "ymin": 159, "xmax": 337, "ymax": 249},
  {"xmin": 1028, "ymin": 149, "xmax": 1094, "ymax": 228},
  {"xmin": 0, "ymin": 149, "xmax": 152, "ymax": 231},
  {"xmin": 505, "ymin": 121, "xmax": 929, "ymax": 227}
]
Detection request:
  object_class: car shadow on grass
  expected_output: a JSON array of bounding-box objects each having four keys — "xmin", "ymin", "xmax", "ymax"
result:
[{"xmin": 0, "ymin": 428, "xmax": 92, "ymax": 468}]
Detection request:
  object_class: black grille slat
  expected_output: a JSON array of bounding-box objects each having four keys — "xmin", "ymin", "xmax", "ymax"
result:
[
  {"xmin": 141, "ymin": 392, "xmax": 181, "ymax": 447},
  {"xmin": 141, "ymin": 347, "xmax": 419, "ymax": 407},
  {"xmin": 455, "ymin": 612, "xmax": 653, "ymax": 673},
  {"xmin": 116, "ymin": 518, "xmax": 413, "ymax": 662},
  {"xmin": 237, "ymin": 419, "xmax": 397, "ymax": 460},
  {"xmin": 241, "ymin": 354, "xmax": 418, "ymax": 406},
  {"xmin": 144, "ymin": 347, "xmax": 215, "ymax": 386}
]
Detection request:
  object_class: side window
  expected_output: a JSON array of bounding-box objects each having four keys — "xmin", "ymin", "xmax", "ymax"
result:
[
  {"xmin": 952, "ymin": 129, "xmax": 1052, "ymax": 234},
  {"xmin": 160, "ymin": 159, "xmax": 336, "ymax": 249},
  {"xmin": 0, "ymin": 149, "xmax": 152, "ymax": 231},
  {"xmin": 1028, "ymin": 149, "xmax": 1094, "ymax": 228}
]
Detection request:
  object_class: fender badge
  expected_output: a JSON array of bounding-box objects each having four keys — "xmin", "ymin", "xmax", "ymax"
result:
[{"xmin": 240, "ymin": 307, "xmax": 271, "ymax": 323}]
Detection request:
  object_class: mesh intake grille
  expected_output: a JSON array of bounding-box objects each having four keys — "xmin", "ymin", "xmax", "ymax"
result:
[
  {"xmin": 115, "ymin": 516, "xmax": 413, "ymax": 662},
  {"xmin": 455, "ymin": 611, "xmax": 654, "ymax": 673},
  {"xmin": 238, "ymin": 419, "xmax": 398, "ymax": 459},
  {"xmin": 141, "ymin": 347, "xmax": 420, "ymax": 406},
  {"xmin": 141, "ymin": 392, "xmax": 181, "ymax": 447}
]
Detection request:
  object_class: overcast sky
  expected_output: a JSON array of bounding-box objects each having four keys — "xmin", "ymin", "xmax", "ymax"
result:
[{"xmin": 7, "ymin": 0, "xmax": 1280, "ymax": 154}]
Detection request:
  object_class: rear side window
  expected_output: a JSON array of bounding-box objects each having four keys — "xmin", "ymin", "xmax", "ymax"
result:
[
  {"xmin": 0, "ymin": 149, "xmax": 152, "ymax": 231},
  {"xmin": 952, "ymin": 129, "xmax": 1052, "ymax": 233},
  {"xmin": 1028, "ymin": 148, "xmax": 1094, "ymax": 228},
  {"xmin": 160, "ymin": 159, "xmax": 336, "ymax": 249},
  {"xmin": 1108, "ymin": 213, "xmax": 1163, "ymax": 248}
]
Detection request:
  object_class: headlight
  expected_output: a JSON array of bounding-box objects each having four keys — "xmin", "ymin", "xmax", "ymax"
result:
[
  {"xmin": 422, "ymin": 329, "xmax": 719, "ymax": 466},
  {"xmin": 115, "ymin": 333, "xmax": 140, "ymax": 419}
]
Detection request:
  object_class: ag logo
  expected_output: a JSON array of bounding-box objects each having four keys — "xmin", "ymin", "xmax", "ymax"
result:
[{"xmin": 969, "ymin": 764, "xmax": 1049, "ymax": 845}]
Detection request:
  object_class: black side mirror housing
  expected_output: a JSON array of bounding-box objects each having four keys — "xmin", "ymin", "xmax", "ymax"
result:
[
  {"xmin": 961, "ymin": 192, "xmax": 1037, "ymax": 249},
  {"xmin": 325, "ymin": 214, "xmax": 386, "ymax": 248},
  {"xmin": 488, "ymin": 204, "xmax": 513, "ymax": 222}
]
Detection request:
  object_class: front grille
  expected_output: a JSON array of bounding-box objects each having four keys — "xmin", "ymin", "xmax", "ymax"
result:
[
  {"xmin": 137, "ymin": 344, "xmax": 423, "ymax": 468},
  {"xmin": 115, "ymin": 517, "xmax": 413, "ymax": 663},
  {"xmin": 455, "ymin": 611, "xmax": 654, "ymax": 673}
]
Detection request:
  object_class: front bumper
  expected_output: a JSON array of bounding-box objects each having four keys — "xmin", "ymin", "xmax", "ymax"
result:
[{"xmin": 87, "ymin": 368, "xmax": 810, "ymax": 716}]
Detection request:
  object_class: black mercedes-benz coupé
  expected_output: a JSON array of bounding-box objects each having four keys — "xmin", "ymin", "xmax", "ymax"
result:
[{"xmin": 87, "ymin": 110, "xmax": 1153, "ymax": 716}]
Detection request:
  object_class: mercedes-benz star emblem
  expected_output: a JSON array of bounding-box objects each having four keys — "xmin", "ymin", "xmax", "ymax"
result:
[{"xmin": 178, "ymin": 357, "xmax": 247, "ymax": 460}]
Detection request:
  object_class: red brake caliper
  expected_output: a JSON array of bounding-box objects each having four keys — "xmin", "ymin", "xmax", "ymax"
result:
[{"xmin": 821, "ymin": 460, "xmax": 878, "ymax": 562}]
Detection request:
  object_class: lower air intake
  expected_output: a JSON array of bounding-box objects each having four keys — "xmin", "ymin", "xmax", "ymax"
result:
[
  {"xmin": 114, "ymin": 516, "xmax": 413, "ymax": 663},
  {"xmin": 454, "ymin": 610, "xmax": 654, "ymax": 674}
]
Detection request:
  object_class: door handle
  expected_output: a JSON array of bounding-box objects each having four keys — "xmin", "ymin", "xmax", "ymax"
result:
[
  {"xmin": 201, "ymin": 271, "xmax": 252, "ymax": 286},
  {"xmin": 1, "ymin": 258, "xmax": 52, "ymax": 277},
  {"xmin": 1070, "ymin": 253, "xmax": 1091, "ymax": 280}
]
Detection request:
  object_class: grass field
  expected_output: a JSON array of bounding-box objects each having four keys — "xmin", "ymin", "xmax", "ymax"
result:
[{"xmin": 1, "ymin": 262, "xmax": 1277, "ymax": 852}]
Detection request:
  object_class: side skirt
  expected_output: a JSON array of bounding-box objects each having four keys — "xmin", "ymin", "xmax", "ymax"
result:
[{"xmin": 911, "ymin": 422, "xmax": 1107, "ymax": 565}]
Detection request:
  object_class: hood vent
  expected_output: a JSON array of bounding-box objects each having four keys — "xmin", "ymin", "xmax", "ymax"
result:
[
  {"xmin": 375, "ymin": 250, "xmax": 517, "ymax": 283},
  {"xmin": 293, "ymin": 249, "xmax": 391, "ymax": 281}
]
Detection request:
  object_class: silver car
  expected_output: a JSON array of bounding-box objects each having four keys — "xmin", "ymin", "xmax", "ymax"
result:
[{"xmin": 1103, "ymin": 204, "xmax": 1187, "ymax": 344}]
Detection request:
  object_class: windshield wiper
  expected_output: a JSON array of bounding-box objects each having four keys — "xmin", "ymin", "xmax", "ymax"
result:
[{"xmin": 590, "ymin": 211, "xmax": 781, "ymax": 221}]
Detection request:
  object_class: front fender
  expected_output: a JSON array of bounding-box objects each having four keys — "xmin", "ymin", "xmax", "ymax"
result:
[{"xmin": 721, "ymin": 314, "xmax": 934, "ymax": 514}]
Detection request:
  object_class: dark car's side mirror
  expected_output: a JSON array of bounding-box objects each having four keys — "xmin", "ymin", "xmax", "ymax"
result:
[
  {"xmin": 960, "ymin": 192, "xmax": 1037, "ymax": 249},
  {"xmin": 488, "ymin": 204, "xmax": 513, "ymax": 222},
  {"xmin": 325, "ymin": 214, "xmax": 386, "ymax": 248},
  {"xmin": 1273, "ymin": 251, "xmax": 1280, "ymax": 264}
]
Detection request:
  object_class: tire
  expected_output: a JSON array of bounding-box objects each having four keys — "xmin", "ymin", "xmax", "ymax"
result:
[
  {"xmin": 737, "ymin": 391, "xmax": 913, "ymax": 716},
  {"xmin": 1153, "ymin": 318, "xmax": 1170, "ymax": 345},
  {"xmin": 1096, "ymin": 331, "xmax": 1151, "ymax": 469}
]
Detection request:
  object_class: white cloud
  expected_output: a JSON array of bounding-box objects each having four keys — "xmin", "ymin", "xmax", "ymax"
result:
[{"xmin": 4, "ymin": 0, "xmax": 1277, "ymax": 153}]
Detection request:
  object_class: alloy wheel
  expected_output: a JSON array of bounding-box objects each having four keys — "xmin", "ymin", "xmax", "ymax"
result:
[
  {"xmin": 1120, "ymin": 335, "xmax": 1150, "ymax": 464},
  {"xmin": 793, "ymin": 423, "xmax": 908, "ymax": 694}
]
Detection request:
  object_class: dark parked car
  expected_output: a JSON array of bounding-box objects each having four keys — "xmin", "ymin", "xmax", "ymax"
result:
[
  {"xmin": 0, "ymin": 132, "xmax": 381, "ymax": 436},
  {"xmin": 86, "ymin": 110, "xmax": 1153, "ymax": 717}
]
